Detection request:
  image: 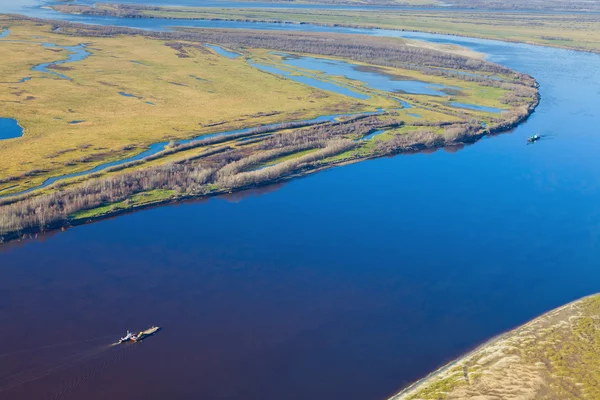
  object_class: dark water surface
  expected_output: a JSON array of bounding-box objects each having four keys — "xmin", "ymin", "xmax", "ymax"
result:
[{"xmin": 2, "ymin": 6, "xmax": 600, "ymax": 400}]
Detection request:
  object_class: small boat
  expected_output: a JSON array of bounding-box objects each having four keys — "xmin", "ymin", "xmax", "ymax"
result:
[
  {"xmin": 528, "ymin": 134, "xmax": 540, "ymax": 143},
  {"xmin": 118, "ymin": 330, "xmax": 133, "ymax": 344},
  {"xmin": 131, "ymin": 326, "xmax": 160, "ymax": 342},
  {"xmin": 117, "ymin": 326, "xmax": 160, "ymax": 344}
]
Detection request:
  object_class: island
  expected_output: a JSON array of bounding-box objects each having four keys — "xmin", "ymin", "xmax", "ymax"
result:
[{"xmin": 0, "ymin": 15, "xmax": 538, "ymax": 243}]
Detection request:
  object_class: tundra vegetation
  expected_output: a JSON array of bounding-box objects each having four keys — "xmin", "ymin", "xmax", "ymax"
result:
[
  {"xmin": 390, "ymin": 294, "xmax": 600, "ymax": 400},
  {"xmin": 0, "ymin": 16, "xmax": 538, "ymax": 242},
  {"xmin": 89, "ymin": 0, "xmax": 600, "ymax": 11},
  {"xmin": 53, "ymin": 3, "xmax": 600, "ymax": 53}
]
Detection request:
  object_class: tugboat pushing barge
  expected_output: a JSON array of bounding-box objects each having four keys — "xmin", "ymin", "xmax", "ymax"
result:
[{"xmin": 118, "ymin": 326, "xmax": 160, "ymax": 344}]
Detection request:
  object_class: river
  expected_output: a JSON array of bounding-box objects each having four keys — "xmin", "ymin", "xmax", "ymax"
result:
[{"xmin": 1, "ymin": 1, "xmax": 600, "ymax": 400}]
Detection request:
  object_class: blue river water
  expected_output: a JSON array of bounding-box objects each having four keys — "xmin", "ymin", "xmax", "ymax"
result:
[{"xmin": 1, "ymin": 4, "xmax": 600, "ymax": 400}]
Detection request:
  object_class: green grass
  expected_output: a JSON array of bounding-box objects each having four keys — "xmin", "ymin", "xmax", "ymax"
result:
[
  {"xmin": 0, "ymin": 18, "xmax": 386, "ymax": 194},
  {"xmin": 71, "ymin": 189, "xmax": 176, "ymax": 219}
]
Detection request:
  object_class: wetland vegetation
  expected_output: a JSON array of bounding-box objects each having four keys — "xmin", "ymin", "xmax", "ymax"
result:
[
  {"xmin": 0, "ymin": 15, "xmax": 537, "ymax": 242},
  {"xmin": 54, "ymin": 3, "xmax": 600, "ymax": 53}
]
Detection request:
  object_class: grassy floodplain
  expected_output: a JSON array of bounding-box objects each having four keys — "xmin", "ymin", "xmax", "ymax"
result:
[
  {"xmin": 0, "ymin": 16, "xmax": 388, "ymax": 194},
  {"xmin": 0, "ymin": 16, "xmax": 538, "ymax": 242},
  {"xmin": 391, "ymin": 294, "xmax": 600, "ymax": 400},
  {"xmin": 54, "ymin": 3, "xmax": 600, "ymax": 54}
]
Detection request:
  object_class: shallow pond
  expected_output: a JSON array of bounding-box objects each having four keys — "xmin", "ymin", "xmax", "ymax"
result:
[{"xmin": 0, "ymin": 118, "xmax": 23, "ymax": 140}]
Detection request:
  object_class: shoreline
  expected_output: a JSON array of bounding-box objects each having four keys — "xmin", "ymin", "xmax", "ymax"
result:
[
  {"xmin": 388, "ymin": 293, "xmax": 597, "ymax": 399},
  {"xmin": 48, "ymin": 6, "xmax": 600, "ymax": 55},
  {"xmin": 0, "ymin": 89, "xmax": 539, "ymax": 246}
]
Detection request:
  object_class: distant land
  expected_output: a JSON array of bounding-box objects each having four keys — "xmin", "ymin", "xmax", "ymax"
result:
[
  {"xmin": 53, "ymin": 3, "xmax": 600, "ymax": 54},
  {"xmin": 194, "ymin": 0, "xmax": 600, "ymax": 12}
]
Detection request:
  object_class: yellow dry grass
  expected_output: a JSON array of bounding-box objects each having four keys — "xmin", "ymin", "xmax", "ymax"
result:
[
  {"xmin": 391, "ymin": 294, "xmax": 600, "ymax": 400},
  {"xmin": 0, "ymin": 18, "xmax": 381, "ymax": 192}
]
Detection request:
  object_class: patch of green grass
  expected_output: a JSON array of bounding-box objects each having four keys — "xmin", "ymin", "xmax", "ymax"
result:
[{"xmin": 71, "ymin": 189, "xmax": 175, "ymax": 219}]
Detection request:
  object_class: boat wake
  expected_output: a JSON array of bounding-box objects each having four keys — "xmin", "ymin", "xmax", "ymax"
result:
[{"xmin": 0, "ymin": 333, "xmax": 134, "ymax": 398}]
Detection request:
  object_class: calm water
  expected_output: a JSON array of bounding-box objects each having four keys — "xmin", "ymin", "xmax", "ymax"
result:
[
  {"xmin": 1, "ymin": 6, "xmax": 600, "ymax": 400},
  {"xmin": 249, "ymin": 61, "xmax": 370, "ymax": 99},
  {"xmin": 205, "ymin": 43, "xmax": 242, "ymax": 59},
  {"xmin": 0, "ymin": 118, "xmax": 23, "ymax": 140},
  {"xmin": 31, "ymin": 43, "xmax": 90, "ymax": 80},
  {"xmin": 276, "ymin": 53, "xmax": 450, "ymax": 96}
]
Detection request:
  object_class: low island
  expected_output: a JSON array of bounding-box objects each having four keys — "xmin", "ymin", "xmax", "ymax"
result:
[{"xmin": 0, "ymin": 15, "xmax": 538, "ymax": 243}]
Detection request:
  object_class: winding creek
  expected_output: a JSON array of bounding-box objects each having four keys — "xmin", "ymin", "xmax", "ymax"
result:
[{"xmin": 1, "ymin": 2, "xmax": 600, "ymax": 400}]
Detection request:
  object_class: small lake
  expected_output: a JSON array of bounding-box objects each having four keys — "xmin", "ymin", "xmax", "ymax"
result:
[
  {"xmin": 0, "ymin": 118, "xmax": 23, "ymax": 140},
  {"xmin": 0, "ymin": 28, "xmax": 9, "ymax": 38}
]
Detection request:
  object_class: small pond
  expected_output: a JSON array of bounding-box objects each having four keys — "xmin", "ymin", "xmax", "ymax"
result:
[{"xmin": 0, "ymin": 118, "xmax": 23, "ymax": 140}]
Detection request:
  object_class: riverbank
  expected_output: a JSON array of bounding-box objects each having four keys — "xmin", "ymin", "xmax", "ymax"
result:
[
  {"xmin": 0, "ymin": 88, "xmax": 538, "ymax": 244},
  {"xmin": 0, "ymin": 15, "xmax": 539, "ymax": 243},
  {"xmin": 390, "ymin": 293, "xmax": 600, "ymax": 399},
  {"xmin": 51, "ymin": 4, "xmax": 600, "ymax": 53}
]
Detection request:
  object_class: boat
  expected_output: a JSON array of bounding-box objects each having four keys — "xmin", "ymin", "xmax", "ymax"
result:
[
  {"xmin": 118, "ymin": 330, "xmax": 133, "ymax": 344},
  {"xmin": 528, "ymin": 134, "xmax": 540, "ymax": 143},
  {"xmin": 117, "ymin": 326, "xmax": 160, "ymax": 344},
  {"xmin": 131, "ymin": 326, "xmax": 160, "ymax": 342}
]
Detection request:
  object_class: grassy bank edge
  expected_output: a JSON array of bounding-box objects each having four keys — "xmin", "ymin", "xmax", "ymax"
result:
[{"xmin": 0, "ymin": 90, "xmax": 539, "ymax": 245}]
